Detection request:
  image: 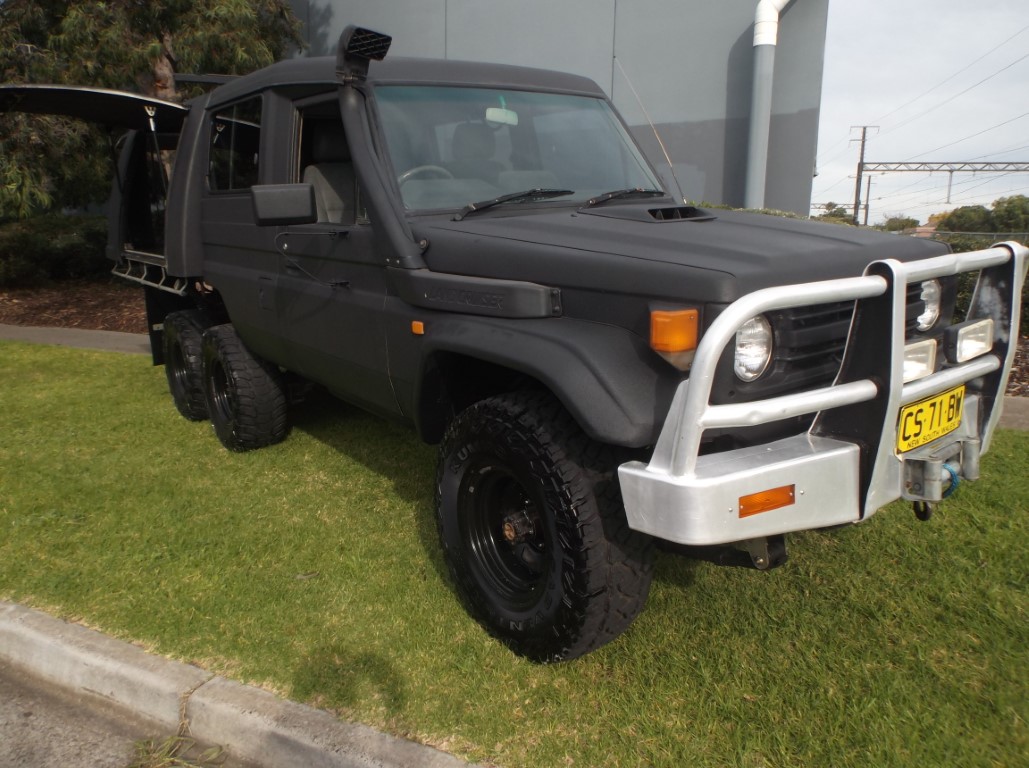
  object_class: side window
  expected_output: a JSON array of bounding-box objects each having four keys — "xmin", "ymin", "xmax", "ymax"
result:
[{"xmin": 208, "ymin": 97, "xmax": 262, "ymax": 191}]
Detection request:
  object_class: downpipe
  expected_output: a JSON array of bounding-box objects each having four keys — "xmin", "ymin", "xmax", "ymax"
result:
[{"xmin": 744, "ymin": 0, "xmax": 792, "ymax": 210}]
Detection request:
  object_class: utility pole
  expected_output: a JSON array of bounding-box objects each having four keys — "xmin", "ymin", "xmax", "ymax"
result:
[
  {"xmin": 863, "ymin": 176, "xmax": 872, "ymax": 226},
  {"xmin": 851, "ymin": 126, "xmax": 877, "ymax": 226}
]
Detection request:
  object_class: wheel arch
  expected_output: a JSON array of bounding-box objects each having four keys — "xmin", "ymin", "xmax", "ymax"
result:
[{"xmin": 412, "ymin": 316, "xmax": 678, "ymax": 448}]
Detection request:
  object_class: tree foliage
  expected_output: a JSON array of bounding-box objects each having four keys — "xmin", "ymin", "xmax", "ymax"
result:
[
  {"xmin": 0, "ymin": 1, "xmax": 303, "ymax": 220},
  {"xmin": 932, "ymin": 195, "xmax": 1029, "ymax": 331},
  {"xmin": 815, "ymin": 201, "xmax": 853, "ymax": 225},
  {"xmin": 935, "ymin": 195, "xmax": 1029, "ymax": 242},
  {"xmin": 882, "ymin": 215, "xmax": 919, "ymax": 232},
  {"xmin": 936, "ymin": 204, "xmax": 994, "ymax": 234}
]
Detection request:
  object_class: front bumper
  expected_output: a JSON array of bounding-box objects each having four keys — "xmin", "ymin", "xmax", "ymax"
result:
[{"xmin": 618, "ymin": 243, "xmax": 1027, "ymax": 546}]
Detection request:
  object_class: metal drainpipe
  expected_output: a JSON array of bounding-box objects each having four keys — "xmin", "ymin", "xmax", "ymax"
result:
[{"xmin": 744, "ymin": 0, "xmax": 791, "ymax": 210}]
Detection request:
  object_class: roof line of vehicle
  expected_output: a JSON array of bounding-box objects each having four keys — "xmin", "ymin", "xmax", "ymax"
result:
[{"xmin": 205, "ymin": 55, "xmax": 606, "ymax": 108}]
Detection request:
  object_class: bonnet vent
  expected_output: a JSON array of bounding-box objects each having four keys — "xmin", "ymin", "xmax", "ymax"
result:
[{"xmin": 648, "ymin": 206, "xmax": 716, "ymax": 222}]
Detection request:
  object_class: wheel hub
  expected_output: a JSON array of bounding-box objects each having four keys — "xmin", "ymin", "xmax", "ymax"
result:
[{"xmin": 502, "ymin": 509, "xmax": 535, "ymax": 543}]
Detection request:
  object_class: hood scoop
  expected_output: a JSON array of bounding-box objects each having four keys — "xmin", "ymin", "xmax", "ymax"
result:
[
  {"xmin": 649, "ymin": 205, "xmax": 717, "ymax": 222},
  {"xmin": 579, "ymin": 204, "xmax": 717, "ymax": 223}
]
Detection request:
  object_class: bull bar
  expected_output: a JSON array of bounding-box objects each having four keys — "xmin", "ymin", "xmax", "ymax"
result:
[{"xmin": 618, "ymin": 242, "xmax": 1028, "ymax": 548}]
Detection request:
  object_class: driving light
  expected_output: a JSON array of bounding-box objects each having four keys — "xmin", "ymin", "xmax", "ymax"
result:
[
  {"xmin": 945, "ymin": 318, "xmax": 994, "ymax": 363},
  {"xmin": 734, "ymin": 315, "xmax": 773, "ymax": 382},
  {"xmin": 916, "ymin": 279, "xmax": 942, "ymax": 331},
  {"xmin": 903, "ymin": 339, "xmax": 937, "ymax": 383}
]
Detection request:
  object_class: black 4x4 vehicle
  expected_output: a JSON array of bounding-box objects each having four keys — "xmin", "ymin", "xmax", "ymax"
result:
[{"xmin": 3, "ymin": 27, "xmax": 1025, "ymax": 661}]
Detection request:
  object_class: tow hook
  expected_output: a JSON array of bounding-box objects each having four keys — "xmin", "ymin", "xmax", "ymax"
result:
[
  {"xmin": 911, "ymin": 463, "xmax": 961, "ymax": 522},
  {"xmin": 913, "ymin": 500, "xmax": 935, "ymax": 521},
  {"xmin": 743, "ymin": 535, "xmax": 788, "ymax": 570}
]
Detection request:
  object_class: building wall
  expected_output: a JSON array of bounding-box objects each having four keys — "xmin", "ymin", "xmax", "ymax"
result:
[{"xmin": 290, "ymin": 0, "xmax": 828, "ymax": 214}]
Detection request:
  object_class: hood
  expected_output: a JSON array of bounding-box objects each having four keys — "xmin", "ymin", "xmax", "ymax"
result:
[{"xmin": 418, "ymin": 204, "xmax": 950, "ymax": 302}]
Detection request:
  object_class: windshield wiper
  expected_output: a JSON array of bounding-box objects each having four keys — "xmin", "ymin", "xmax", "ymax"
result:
[
  {"xmin": 453, "ymin": 188, "xmax": 575, "ymax": 221},
  {"xmin": 582, "ymin": 188, "xmax": 666, "ymax": 208}
]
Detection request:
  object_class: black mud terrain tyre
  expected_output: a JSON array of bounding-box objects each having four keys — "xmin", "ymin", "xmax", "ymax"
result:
[
  {"xmin": 436, "ymin": 391, "xmax": 655, "ymax": 662},
  {"xmin": 202, "ymin": 324, "xmax": 289, "ymax": 452},
  {"xmin": 163, "ymin": 310, "xmax": 209, "ymax": 421}
]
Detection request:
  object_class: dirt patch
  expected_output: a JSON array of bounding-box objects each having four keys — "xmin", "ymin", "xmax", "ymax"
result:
[
  {"xmin": 0, "ymin": 277, "xmax": 1026, "ymax": 395},
  {"xmin": 0, "ymin": 279, "xmax": 148, "ymax": 335}
]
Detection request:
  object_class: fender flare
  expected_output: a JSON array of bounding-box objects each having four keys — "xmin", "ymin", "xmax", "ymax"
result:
[{"xmin": 416, "ymin": 315, "xmax": 678, "ymax": 448}]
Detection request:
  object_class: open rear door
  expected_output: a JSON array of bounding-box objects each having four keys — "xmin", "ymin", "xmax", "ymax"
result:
[
  {"xmin": 1, "ymin": 84, "xmax": 189, "ymax": 262},
  {"xmin": 0, "ymin": 84, "xmax": 187, "ymax": 132}
]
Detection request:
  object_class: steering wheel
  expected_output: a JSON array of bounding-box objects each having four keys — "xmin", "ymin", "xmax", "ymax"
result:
[{"xmin": 398, "ymin": 165, "xmax": 454, "ymax": 186}]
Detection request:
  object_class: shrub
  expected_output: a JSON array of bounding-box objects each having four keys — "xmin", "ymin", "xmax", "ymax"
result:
[
  {"xmin": 0, "ymin": 214, "xmax": 109, "ymax": 287},
  {"xmin": 934, "ymin": 234, "xmax": 1029, "ymax": 333}
]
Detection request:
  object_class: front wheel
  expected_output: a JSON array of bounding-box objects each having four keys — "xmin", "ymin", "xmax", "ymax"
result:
[{"xmin": 435, "ymin": 391, "xmax": 654, "ymax": 662}]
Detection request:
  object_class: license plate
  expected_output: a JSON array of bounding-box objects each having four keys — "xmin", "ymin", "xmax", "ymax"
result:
[{"xmin": 897, "ymin": 385, "xmax": 965, "ymax": 452}]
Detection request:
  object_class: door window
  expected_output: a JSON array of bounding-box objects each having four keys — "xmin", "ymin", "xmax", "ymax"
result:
[{"xmin": 208, "ymin": 97, "xmax": 262, "ymax": 191}]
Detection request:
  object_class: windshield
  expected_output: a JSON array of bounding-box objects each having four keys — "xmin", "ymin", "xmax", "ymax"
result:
[{"xmin": 374, "ymin": 85, "xmax": 663, "ymax": 212}]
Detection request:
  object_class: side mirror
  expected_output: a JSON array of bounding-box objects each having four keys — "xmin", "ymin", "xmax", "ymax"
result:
[{"xmin": 251, "ymin": 183, "xmax": 317, "ymax": 226}]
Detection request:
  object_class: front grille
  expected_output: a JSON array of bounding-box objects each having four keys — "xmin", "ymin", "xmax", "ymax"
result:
[{"xmin": 767, "ymin": 283, "xmax": 931, "ymax": 391}]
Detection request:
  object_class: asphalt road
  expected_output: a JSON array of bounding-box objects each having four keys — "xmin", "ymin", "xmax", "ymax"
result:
[
  {"xmin": 0, "ymin": 659, "xmax": 142, "ymax": 768},
  {"xmin": 0, "ymin": 659, "xmax": 254, "ymax": 768}
]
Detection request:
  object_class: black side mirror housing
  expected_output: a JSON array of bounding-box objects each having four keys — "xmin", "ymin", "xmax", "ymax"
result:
[{"xmin": 251, "ymin": 183, "xmax": 318, "ymax": 226}]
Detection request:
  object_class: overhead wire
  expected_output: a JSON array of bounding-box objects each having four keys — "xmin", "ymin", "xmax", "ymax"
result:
[
  {"xmin": 875, "ymin": 23, "xmax": 1029, "ymax": 126},
  {"xmin": 817, "ymin": 23, "xmax": 1029, "ymax": 165},
  {"xmin": 883, "ymin": 52, "xmax": 1029, "ymax": 138}
]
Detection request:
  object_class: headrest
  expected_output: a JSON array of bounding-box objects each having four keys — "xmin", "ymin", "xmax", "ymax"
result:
[{"xmin": 309, "ymin": 121, "xmax": 350, "ymax": 163}]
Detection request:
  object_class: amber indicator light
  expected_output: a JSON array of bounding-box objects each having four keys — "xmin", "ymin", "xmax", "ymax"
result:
[
  {"xmin": 411, "ymin": 321, "xmax": 425, "ymax": 335},
  {"xmin": 650, "ymin": 309, "xmax": 699, "ymax": 353},
  {"xmin": 739, "ymin": 484, "xmax": 796, "ymax": 518}
]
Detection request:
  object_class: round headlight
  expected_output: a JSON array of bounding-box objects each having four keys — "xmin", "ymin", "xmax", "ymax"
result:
[
  {"xmin": 916, "ymin": 279, "xmax": 941, "ymax": 331},
  {"xmin": 734, "ymin": 315, "xmax": 773, "ymax": 382}
]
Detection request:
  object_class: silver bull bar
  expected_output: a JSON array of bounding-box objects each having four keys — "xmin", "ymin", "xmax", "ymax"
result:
[{"xmin": 618, "ymin": 242, "xmax": 1028, "ymax": 546}]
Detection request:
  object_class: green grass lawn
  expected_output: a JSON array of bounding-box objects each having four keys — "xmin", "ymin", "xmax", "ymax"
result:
[{"xmin": 1, "ymin": 340, "xmax": 1026, "ymax": 768}]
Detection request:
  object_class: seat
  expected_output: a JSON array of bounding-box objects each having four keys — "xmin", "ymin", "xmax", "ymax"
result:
[
  {"xmin": 302, "ymin": 122, "xmax": 356, "ymax": 224},
  {"xmin": 449, "ymin": 122, "xmax": 503, "ymax": 183}
]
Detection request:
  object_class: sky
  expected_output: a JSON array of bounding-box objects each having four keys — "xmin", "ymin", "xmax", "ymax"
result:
[{"xmin": 812, "ymin": 0, "xmax": 1029, "ymax": 226}]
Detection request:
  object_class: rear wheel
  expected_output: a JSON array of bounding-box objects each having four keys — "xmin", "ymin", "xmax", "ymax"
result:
[
  {"xmin": 202, "ymin": 324, "xmax": 289, "ymax": 451},
  {"xmin": 163, "ymin": 310, "xmax": 209, "ymax": 421},
  {"xmin": 436, "ymin": 391, "xmax": 654, "ymax": 662}
]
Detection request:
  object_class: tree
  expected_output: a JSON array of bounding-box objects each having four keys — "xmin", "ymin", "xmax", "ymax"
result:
[
  {"xmin": 815, "ymin": 201, "xmax": 853, "ymax": 225},
  {"xmin": 930, "ymin": 196, "xmax": 1029, "ymax": 332},
  {"xmin": 936, "ymin": 204, "xmax": 994, "ymax": 234},
  {"xmin": 0, "ymin": 1, "xmax": 303, "ymax": 220},
  {"xmin": 990, "ymin": 195, "xmax": 1029, "ymax": 234},
  {"xmin": 882, "ymin": 215, "xmax": 919, "ymax": 232}
]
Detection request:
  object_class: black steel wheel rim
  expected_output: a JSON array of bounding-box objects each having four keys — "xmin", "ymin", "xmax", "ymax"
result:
[
  {"xmin": 208, "ymin": 358, "xmax": 235, "ymax": 423},
  {"xmin": 458, "ymin": 459, "xmax": 551, "ymax": 612},
  {"xmin": 169, "ymin": 338, "xmax": 190, "ymax": 394}
]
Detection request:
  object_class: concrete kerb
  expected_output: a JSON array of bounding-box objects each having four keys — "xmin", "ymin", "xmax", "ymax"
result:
[
  {"xmin": 0, "ymin": 602, "xmax": 471, "ymax": 768},
  {"xmin": 0, "ymin": 323, "xmax": 152, "ymax": 355}
]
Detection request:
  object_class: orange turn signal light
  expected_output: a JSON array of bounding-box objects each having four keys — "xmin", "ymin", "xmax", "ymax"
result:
[
  {"xmin": 739, "ymin": 484, "xmax": 795, "ymax": 518},
  {"xmin": 650, "ymin": 309, "xmax": 698, "ymax": 353},
  {"xmin": 411, "ymin": 320, "xmax": 425, "ymax": 335}
]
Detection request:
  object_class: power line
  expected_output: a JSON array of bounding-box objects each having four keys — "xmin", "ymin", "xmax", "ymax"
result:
[
  {"xmin": 876, "ymin": 22, "xmax": 1029, "ymax": 125},
  {"xmin": 881, "ymin": 52, "xmax": 1029, "ymax": 137},
  {"xmin": 815, "ymin": 24, "xmax": 1029, "ymax": 166},
  {"xmin": 907, "ymin": 111, "xmax": 1029, "ymax": 160}
]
